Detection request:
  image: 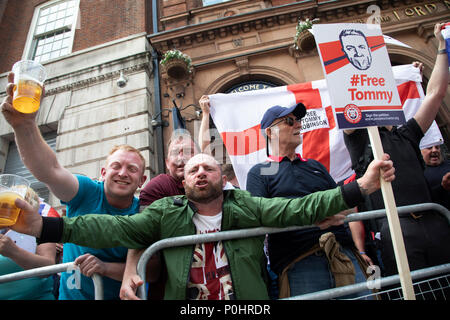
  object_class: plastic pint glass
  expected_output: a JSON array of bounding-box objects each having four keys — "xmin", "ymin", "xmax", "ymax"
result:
[
  {"xmin": 0, "ymin": 174, "xmax": 30, "ymax": 227},
  {"xmin": 12, "ymin": 60, "xmax": 47, "ymax": 113}
]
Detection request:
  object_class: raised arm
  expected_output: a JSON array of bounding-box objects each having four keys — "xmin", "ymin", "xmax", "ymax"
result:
[
  {"xmin": 258, "ymin": 154, "xmax": 395, "ymax": 227},
  {"xmin": 1, "ymin": 73, "xmax": 78, "ymax": 202},
  {"xmin": 10, "ymin": 198, "xmax": 156, "ymax": 249},
  {"xmin": 198, "ymin": 95, "xmax": 213, "ymax": 154},
  {"xmin": 413, "ymin": 22, "xmax": 449, "ymax": 133}
]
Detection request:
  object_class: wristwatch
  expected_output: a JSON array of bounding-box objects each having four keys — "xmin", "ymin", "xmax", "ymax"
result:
[{"xmin": 438, "ymin": 48, "xmax": 447, "ymax": 54}]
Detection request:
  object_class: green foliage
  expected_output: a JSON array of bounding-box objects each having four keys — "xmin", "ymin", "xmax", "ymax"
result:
[{"xmin": 160, "ymin": 49, "xmax": 192, "ymax": 71}]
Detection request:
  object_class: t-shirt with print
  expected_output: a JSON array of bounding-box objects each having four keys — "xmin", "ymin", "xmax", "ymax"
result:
[
  {"xmin": 60, "ymin": 175, "xmax": 139, "ymax": 300},
  {"xmin": 187, "ymin": 212, "xmax": 234, "ymax": 300}
]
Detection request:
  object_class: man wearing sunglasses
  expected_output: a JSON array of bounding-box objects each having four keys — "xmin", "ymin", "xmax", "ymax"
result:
[{"xmin": 247, "ymin": 103, "xmax": 371, "ymax": 299}]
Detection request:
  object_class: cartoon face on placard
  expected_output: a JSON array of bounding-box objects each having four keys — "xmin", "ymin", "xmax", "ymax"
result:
[{"xmin": 339, "ymin": 29, "xmax": 373, "ymax": 70}]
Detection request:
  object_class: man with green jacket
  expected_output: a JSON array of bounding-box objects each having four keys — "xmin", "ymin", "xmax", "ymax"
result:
[{"xmin": 11, "ymin": 153, "xmax": 395, "ymax": 300}]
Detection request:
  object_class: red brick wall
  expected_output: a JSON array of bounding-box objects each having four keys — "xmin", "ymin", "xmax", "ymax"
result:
[
  {"xmin": 0, "ymin": 0, "xmax": 47, "ymax": 72},
  {"xmin": 73, "ymin": 0, "xmax": 147, "ymax": 52},
  {"xmin": 0, "ymin": 0, "xmax": 148, "ymax": 74}
]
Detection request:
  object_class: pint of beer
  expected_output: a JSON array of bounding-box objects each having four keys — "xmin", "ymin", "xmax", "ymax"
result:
[
  {"xmin": 11, "ymin": 60, "xmax": 47, "ymax": 114},
  {"xmin": 0, "ymin": 174, "xmax": 30, "ymax": 228}
]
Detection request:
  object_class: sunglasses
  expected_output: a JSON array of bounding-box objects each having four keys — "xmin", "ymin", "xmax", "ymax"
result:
[{"xmin": 269, "ymin": 116, "xmax": 302, "ymax": 128}]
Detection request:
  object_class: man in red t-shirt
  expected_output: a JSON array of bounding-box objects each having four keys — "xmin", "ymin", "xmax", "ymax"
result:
[{"xmin": 120, "ymin": 130, "xmax": 199, "ymax": 299}]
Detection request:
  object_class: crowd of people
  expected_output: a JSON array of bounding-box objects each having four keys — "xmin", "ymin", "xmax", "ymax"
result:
[{"xmin": 0, "ymin": 22, "xmax": 449, "ymax": 300}]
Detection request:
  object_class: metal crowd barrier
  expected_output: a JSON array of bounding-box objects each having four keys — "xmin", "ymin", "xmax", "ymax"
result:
[
  {"xmin": 287, "ymin": 263, "xmax": 450, "ymax": 300},
  {"xmin": 0, "ymin": 262, "xmax": 104, "ymax": 300},
  {"xmin": 0, "ymin": 203, "xmax": 448, "ymax": 300},
  {"xmin": 137, "ymin": 202, "xmax": 450, "ymax": 300}
]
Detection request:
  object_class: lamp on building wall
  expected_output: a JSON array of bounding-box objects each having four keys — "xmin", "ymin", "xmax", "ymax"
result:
[
  {"xmin": 171, "ymin": 100, "xmax": 202, "ymax": 129},
  {"xmin": 151, "ymin": 96, "xmax": 201, "ymax": 129},
  {"xmin": 116, "ymin": 71, "xmax": 128, "ymax": 88},
  {"xmin": 151, "ymin": 108, "xmax": 171, "ymax": 128}
]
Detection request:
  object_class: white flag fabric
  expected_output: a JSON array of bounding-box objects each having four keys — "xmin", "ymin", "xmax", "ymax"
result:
[{"xmin": 209, "ymin": 64, "xmax": 443, "ymax": 189}]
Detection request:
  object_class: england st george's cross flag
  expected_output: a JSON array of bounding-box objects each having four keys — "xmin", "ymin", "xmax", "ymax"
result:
[{"xmin": 208, "ymin": 64, "xmax": 442, "ymax": 189}]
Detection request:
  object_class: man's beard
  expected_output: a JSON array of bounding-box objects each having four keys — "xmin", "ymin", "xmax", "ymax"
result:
[{"xmin": 185, "ymin": 179, "xmax": 223, "ymax": 204}]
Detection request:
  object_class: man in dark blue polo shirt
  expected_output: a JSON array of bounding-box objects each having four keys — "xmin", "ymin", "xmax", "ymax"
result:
[{"xmin": 247, "ymin": 103, "xmax": 370, "ymax": 299}]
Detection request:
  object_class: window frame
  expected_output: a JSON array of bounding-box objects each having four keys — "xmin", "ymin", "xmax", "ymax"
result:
[
  {"xmin": 202, "ymin": 0, "xmax": 232, "ymax": 7},
  {"xmin": 22, "ymin": 0, "xmax": 80, "ymax": 63}
]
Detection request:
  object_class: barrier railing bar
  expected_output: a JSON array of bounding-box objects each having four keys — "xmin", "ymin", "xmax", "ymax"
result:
[
  {"xmin": 0, "ymin": 262, "xmax": 74, "ymax": 283},
  {"xmin": 91, "ymin": 274, "xmax": 104, "ymax": 300},
  {"xmin": 0, "ymin": 261, "xmax": 104, "ymax": 300},
  {"xmin": 137, "ymin": 202, "xmax": 449, "ymax": 299},
  {"xmin": 285, "ymin": 263, "xmax": 450, "ymax": 300}
]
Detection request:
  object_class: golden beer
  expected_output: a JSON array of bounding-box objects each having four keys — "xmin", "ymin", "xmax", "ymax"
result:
[
  {"xmin": 13, "ymin": 79, "xmax": 43, "ymax": 113},
  {"xmin": 0, "ymin": 191, "xmax": 24, "ymax": 227}
]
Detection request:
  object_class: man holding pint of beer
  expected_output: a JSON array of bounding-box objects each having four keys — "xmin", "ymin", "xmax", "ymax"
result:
[{"xmin": 1, "ymin": 65, "xmax": 147, "ymax": 300}]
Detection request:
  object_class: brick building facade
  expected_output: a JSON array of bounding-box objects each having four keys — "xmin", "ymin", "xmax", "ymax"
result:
[
  {"xmin": 152, "ymin": 0, "xmax": 450, "ymax": 160},
  {"xmin": 0, "ymin": 0, "xmax": 157, "ymax": 208}
]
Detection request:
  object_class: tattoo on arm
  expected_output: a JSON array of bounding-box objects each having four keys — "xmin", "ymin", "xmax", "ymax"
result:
[{"xmin": 357, "ymin": 180, "xmax": 370, "ymax": 196}]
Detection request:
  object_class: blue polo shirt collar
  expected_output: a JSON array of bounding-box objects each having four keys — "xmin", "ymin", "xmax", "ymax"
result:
[{"xmin": 267, "ymin": 153, "xmax": 307, "ymax": 162}]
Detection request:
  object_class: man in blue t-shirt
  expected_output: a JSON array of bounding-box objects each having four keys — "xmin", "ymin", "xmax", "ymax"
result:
[{"xmin": 0, "ymin": 79, "xmax": 147, "ymax": 299}]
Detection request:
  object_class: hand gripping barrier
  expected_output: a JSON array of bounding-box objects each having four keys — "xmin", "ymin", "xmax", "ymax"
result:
[
  {"xmin": 136, "ymin": 202, "xmax": 450, "ymax": 300},
  {"xmin": 0, "ymin": 262, "xmax": 104, "ymax": 300}
]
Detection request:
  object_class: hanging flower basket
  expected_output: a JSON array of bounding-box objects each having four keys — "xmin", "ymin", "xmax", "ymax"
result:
[
  {"xmin": 160, "ymin": 49, "xmax": 192, "ymax": 80},
  {"xmin": 293, "ymin": 18, "xmax": 319, "ymax": 52},
  {"xmin": 295, "ymin": 29, "xmax": 315, "ymax": 52}
]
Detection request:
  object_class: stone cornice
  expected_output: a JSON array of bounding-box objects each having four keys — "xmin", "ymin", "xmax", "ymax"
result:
[
  {"xmin": 149, "ymin": 0, "xmax": 317, "ymax": 47},
  {"xmin": 149, "ymin": 0, "xmax": 448, "ymax": 52},
  {"xmin": 44, "ymin": 52, "xmax": 152, "ymax": 96},
  {"xmin": 149, "ymin": 0, "xmax": 377, "ymax": 48}
]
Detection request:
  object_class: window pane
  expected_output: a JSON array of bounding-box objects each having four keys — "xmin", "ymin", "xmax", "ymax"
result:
[
  {"xmin": 32, "ymin": 0, "xmax": 77, "ymax": 62},
  {"xmin": 36, "ymin": 25, "xmax": 46, "ymax": 34},
  {"xmin": 38, "ymin": 15, "xmax": 48, "ymax": 25},
  {"xmin": 66, "ymin": 7, "xmax": 74, "ymax": 17},
  {"xmin": 62, "ymin": 37, "xmax": 71, "ymax": 48},
  {"xmin": 57, "ymin": 10, "xmax": 65, "ymax": 19},
  {"xmin": 43, "ymin": 43, "xmax": 52, "ymax": 54},
  {"xmin": 35, "ymin": 45, "xmax": 43, "ymax": 55},
  {"xmin": 45, "ymin": 21, "xmax": 55, "ymax": 32},
  {"xmin": 50, "ymin": 50, "xmax": 60, "ymax": 59},
  {"xmin": 41, "ymin": 53, "xmax": 50, "ymax": 61},
  {"xmin": 52, "ymin": 39, "xmax": 62, "ymax": 50},
  {"xmin": 63, "ymin": 17, "xmax": 73, "ymax": 26},
  {"xmin": 43, "ymin": 36, "xmax": 53, "ymax": 44},
  {"xmin": 41, "ymin": 8, "xmax": 50, "ymax": 16},
  {"xmin": 54, "ymin": 19, "xmax": 64, "ymax": 29}
]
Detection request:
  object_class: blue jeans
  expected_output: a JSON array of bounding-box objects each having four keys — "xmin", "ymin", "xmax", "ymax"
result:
[{"xmin": 287, "ymin": 247, "xmax": 373, "ymax": 299}]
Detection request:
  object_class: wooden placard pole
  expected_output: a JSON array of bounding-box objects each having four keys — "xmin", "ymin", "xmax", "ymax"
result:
[{"xmin": 367, "ymin": 126, "xmax": 415, "ymax": 300}]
